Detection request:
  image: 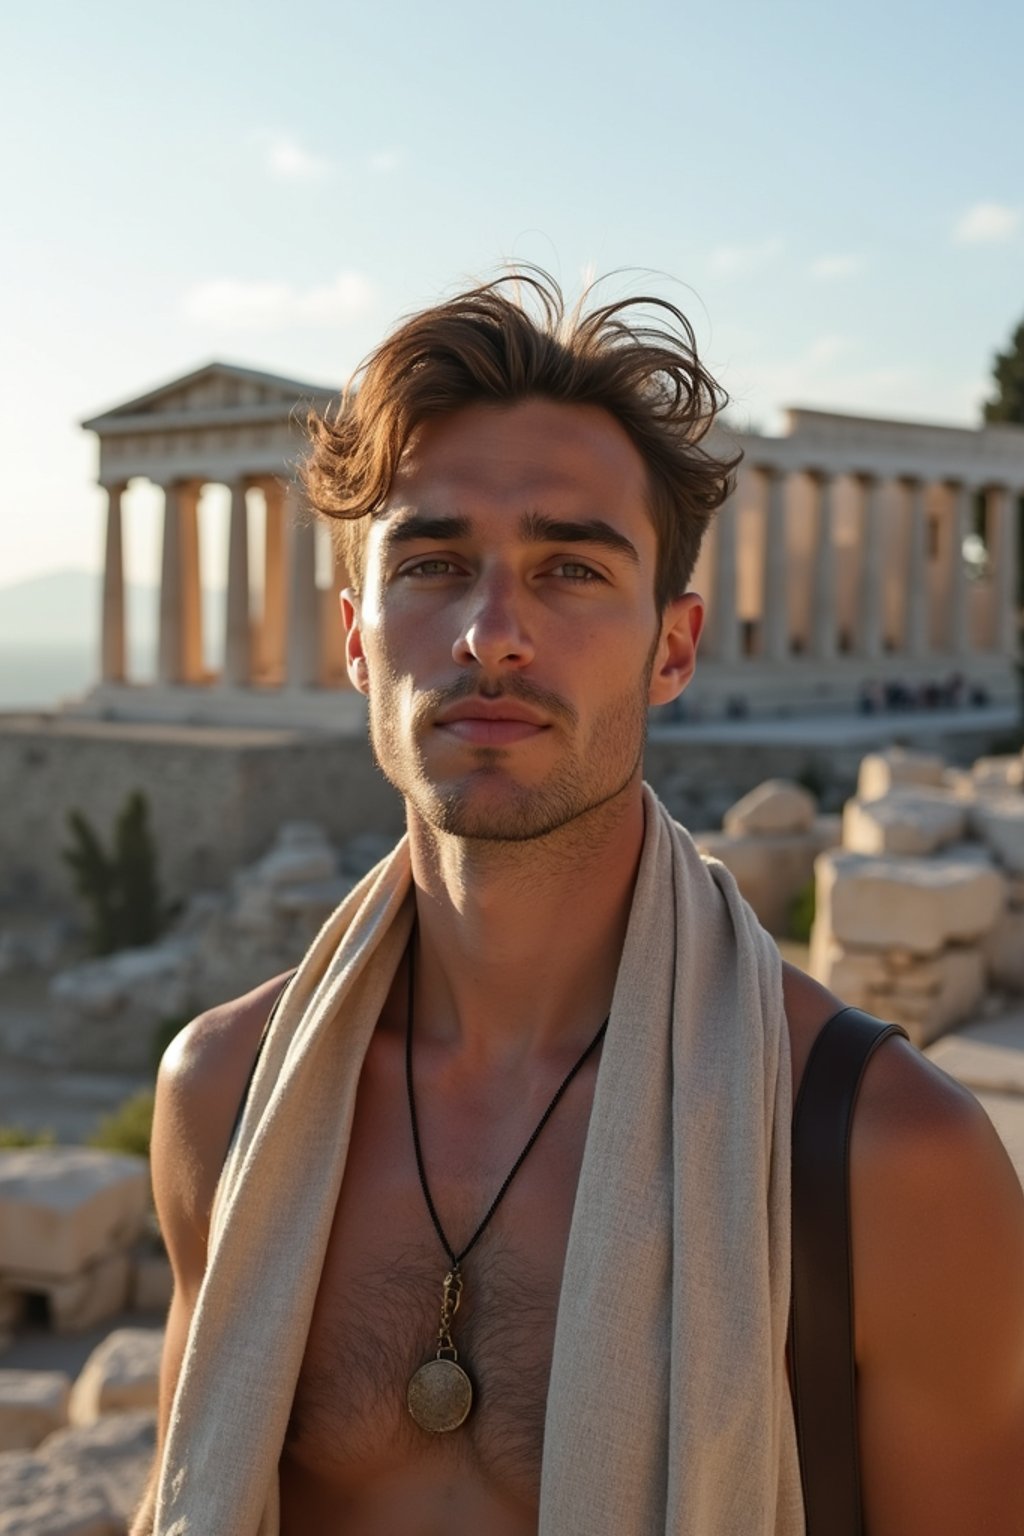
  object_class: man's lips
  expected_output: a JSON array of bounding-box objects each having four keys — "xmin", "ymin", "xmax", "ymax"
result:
[{"xmin": 434, "ymin": 699, "xmax": 551, "ymax": 746}]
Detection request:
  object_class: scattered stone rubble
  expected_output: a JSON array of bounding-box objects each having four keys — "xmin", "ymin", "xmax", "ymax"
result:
[
  {"xmin": 26, "ymin": 823, "xmax": 395, "ymax": 1074},
  {"xmin": 810, "ymin": 746, "xmax": 1024, "ymax": 1045},
  {"xmin": 0, "ymin": 1151, "xmax": 150, "ymax": 1344},
  {"xmin": 695, "ymin": 778, "xmax": 841, "ymax": 936},
  {"xmin": 0, "ymin": 1329, "xmax": 159, "ymax": 1533}
]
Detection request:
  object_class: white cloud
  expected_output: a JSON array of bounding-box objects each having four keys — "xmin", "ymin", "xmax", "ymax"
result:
[
  {"xmin": 181, "ymin": 272, "xmax": 374, "ymax": 331},
  {"xmin": 809, "ymin": 254, "xmax": 864, "ymax": 280},
  {"xmin": 708, "ymin": 237, "xmax": 784, "ymax": 277},
  {"xmin": 264, "ymin": 133, "xmax": 332, "ymax": 182},
  {"xmin": 367, "ymin": 148, "xmax": 402, "ymax": 174},
  {"xmin": 953, "ymin": 202, "xmax": 1021, "ymax": 245}
]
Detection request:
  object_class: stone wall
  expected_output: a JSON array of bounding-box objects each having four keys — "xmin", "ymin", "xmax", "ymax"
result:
[
  {"xmin": 0, "ymin": 715, "xmax": 403, "ymax": 905},
  {"xmin": 1, "ymin": 711, "xmax": 1018, "ymax": 911}
]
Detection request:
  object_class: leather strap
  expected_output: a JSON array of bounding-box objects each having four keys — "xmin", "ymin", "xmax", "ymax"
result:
[
  {"xmin": 789, "ymin": 1006, "xmax": 908, "ymax": 1536},
  {"xmin": 224, "ymin": 973, "xmax": 294, "ymax": 1163}
]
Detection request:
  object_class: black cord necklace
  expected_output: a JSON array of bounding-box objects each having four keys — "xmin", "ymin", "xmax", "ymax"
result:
[{"xmin": 404, "ymin": 931, "xmax": 609, "ymax": 1433}]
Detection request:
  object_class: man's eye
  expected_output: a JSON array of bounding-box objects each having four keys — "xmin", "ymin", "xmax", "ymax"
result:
[
  {"xmin": 552, "ymin": 561, "xmax": 602, "ymax": 582},
  {"xmin": 402, "ymin": 558, "xmax": 460, "ymax": 577}
]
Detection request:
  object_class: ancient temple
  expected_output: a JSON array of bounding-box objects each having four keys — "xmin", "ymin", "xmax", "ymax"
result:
[{"xmin": 78, "ymin": 363, "xmax": 1024, "ymax": 726}]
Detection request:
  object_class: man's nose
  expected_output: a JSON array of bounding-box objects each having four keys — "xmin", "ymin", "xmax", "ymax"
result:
[{"xmin": 453, "ymin": 570, "xmax": 535, "ymax": 670}]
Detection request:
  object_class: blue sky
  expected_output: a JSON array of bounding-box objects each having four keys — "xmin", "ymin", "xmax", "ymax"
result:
[{"xmin": 3, "ymin": 0, "xmax": 1022, "ymax": 588}]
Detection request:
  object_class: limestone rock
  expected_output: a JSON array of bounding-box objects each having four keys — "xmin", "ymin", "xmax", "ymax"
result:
[
  {"xmin": 972, "ymin": 796, "xmax": 1024, "ymax": 876},
  {"xmin": 869, "ymin": 947, "xmax": 986, "ymax": 1047},
  {"xmin": 809, "ymin": 938, "xmax": 887, "ymax": 1009},
  {"xmin": 42, "ymin": 1411, "xmax": 155, "ymax": 1525},
  {"xmin": 722, "ymin": 779, "xmax": 817, "ymax": 837},
  {"xmin": 0, "ymin": 1372, "xmax": 70, "ymax": 1452},
  {"xmin": 244, "ymin": 821, "xmax": 337, "ymax": 889},
  {"xmin": 983, "ymin": 907, "xmax": 1024, "ymax": 993},
  {"xmin": 0, "ymin": 1150, "xmax": 148, "ymax": 1281},
  {"xmin": 971, "ymin": 755, "xmax": 1024, "ymax": 792},
  {"xmin": 46, "ymin": 1252, "xmax": 133, "ymax": 1335},
  {"xmin": 44, "ymin": 938, "xmax": 197, "ymax": 1073},
  {"xmin": 0, "ymin": 1281, "xmax": 25, "ymax": 1337},
  {"xmin": 842, "ymin": 788, "xmax": 967, "ymax": 857},
  {"xmin": 815, "ymin": 850, "xmax": 1006, "ymax": 956},
  {"xmin": 69, "ymin": 1329, "xmax": 163, "ymax": 1427},
  {"xmin": 49, "ymin": 940, "xmax": 195, "ymax": 1024},
  {"xmin": 857, "ymin": 748, "xmax": 946, "ymax": 801},
  {"xmin": 696, "ymin": 815, "xmax": 839, "ymax": 935},
  {"xmin": 0, "ymin": 1410, "xmax": 156, "ymax": 1535},
  {"xmin": 0, "ymin": 1450, "xmax": 119, "ymax": 1536}
]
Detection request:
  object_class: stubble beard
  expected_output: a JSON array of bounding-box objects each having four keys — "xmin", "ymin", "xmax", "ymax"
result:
[{"xmin": 367, "ymin": 654, "xmax": 656, "ymax": 847}]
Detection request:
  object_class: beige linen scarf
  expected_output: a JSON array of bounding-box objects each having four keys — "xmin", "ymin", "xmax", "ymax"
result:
[{"xmin": 155, "ymin": 784, "xmax": 805, "ymax": 1535}]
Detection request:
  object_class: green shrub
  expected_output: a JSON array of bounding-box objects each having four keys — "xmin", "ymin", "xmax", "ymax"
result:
[
  {"xmin": 0, "ymin": 1126, "xmax": 57, "ymax": 1148},
  {"xmin": 63, "ymin": 792, "xmax": 172, "ymax": 956},
  {"xmin": 787, "ymin": 878, "xmax": 816, "ymax": 945},
  {"xmin": 87, "ymin": 1090, "xmax": 155, "ymax": 1160}
]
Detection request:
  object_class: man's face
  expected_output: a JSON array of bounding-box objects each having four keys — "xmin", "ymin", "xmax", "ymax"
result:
[{"xmin": 343, "ymin": 398, "xmax": 702, "ymax": 842}]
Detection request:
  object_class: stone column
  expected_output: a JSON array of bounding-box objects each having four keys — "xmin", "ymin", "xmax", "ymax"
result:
[
  {"xmin": 856, "ymin": 474, "xmax": 884, "ymax": 660},
  {"xmin": 705, "ymin": 493, "xmax": 740, "ymax": 662},
  {"xmin": 901, "ymin": 478, "xmax": 928, "ymax": 659},
  {"xmin": 809, "ymin": 471, "xmax": 837, "ymax": 660},
  {"xmin": 224, "ymin": 479, "xmax": 252, "ymax": 686},
  {"xmin": 989, "ymin": 483, "xmax": 1021, "ymax": 654},
  {"xmin": 158, "ymin": 481, "xmax": 184, "ymax": 684},
  {"xmin": 180, "ymin": 481, "xmax": 203, "ymax": 683},
  {"xmin": 100, "ymin": 482, "xmax": 127, "ymax": 683},
  {"xmin": 158, "ymin": 480, "xmax": 203, "ymax": 685},
  {"xmin": 261, "ymin": 479, "xmax": 287, "ymax": 682},
  {"xmin": 759, "ymin": 467, "xmax": 789, "ymax": 661},
  {"xmin": 285, "ymin": 480, "xmax": 320, "ymax": 687},
  {"xmin": 946, "ymin": 481, "xmax": 972, "ymax": 656}
]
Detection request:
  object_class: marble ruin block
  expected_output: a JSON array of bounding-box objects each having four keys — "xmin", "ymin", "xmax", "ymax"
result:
[
  {"xmin": 857, "ymin": 748, "xmax": 946, "ymax": 802},
  {"xmin": 722, "ymin": 778, "xmax": 817, "ymax": 837},
  {"xmin": 0, "ymin": 1371, "xmax": 70, "ymax": 1452},
  {"xmin": 984, "ymin": 907, "xmax": 1024, "ymax": 993},
  {"xmin": 0, "ymin": 1409, "xmax": 155, "ymax": 1536},
  {"xmin": 815, "ymin": 850, "xmax": 1006, "ymax": 957},
  {"xmin": 69, "ymin": 1328, "xmax": 163, "ymax": 1427},
  {"xmin": 842, "ymin": 788, "xmax": 967, "ymax": 857},
  {"xmin": 971, "ymin": 797, "xmax": 1024, "ymax": 877},
  {"xmin": 0, "ymin": 1150, "xmax": 148, "ymax": 1281}
]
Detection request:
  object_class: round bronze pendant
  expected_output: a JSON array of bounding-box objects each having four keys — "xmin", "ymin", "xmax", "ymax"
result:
[{"xmin": 407, "ymin": 1357, "xmax": 474, "ymax": 1433}]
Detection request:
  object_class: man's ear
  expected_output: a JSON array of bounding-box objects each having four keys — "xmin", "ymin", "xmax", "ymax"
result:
[
  {"xmin": 341, "ymin": 589, "xmax": 370, "ymax": 696},
  {"xmin": 648, "ymin": 592, "xmax": 704, "ymax": 707}
]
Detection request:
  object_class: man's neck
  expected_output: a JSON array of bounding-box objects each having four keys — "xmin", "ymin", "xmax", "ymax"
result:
[{"xmin": 404, "ymin": 782, "xmax": 646, "ymax": 1066}]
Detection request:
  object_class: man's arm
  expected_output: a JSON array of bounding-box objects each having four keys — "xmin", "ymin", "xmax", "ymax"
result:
[
  {"xmin": 851, "ymin": 1038, "xmax": 1024, "ymax": 1535},
  {"xmin": 128, "ymin": 975, "xmax": 290, "ymax": 1536}
]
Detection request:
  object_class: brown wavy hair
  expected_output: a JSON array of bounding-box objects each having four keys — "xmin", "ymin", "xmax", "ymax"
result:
[{"xmin": 302, "ymin": 268, "xmax": 739, "ymax": 608}]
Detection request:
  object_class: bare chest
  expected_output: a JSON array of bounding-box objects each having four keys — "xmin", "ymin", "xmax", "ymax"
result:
[{"xmin": 281, "ymin": 1033, "xmax": 597, "ymax": 1516}]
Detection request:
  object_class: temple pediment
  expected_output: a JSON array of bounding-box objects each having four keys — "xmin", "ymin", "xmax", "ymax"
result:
[{"xmin": 82, "ymin": 361, "xmax": 337, "ymax": 433}]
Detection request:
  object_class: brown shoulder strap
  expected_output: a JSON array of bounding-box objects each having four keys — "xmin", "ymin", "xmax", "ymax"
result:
[
  {"xmin": 223, "ymin": 973, "xmax": 295, "ymax": 1166},
  {"xmin": 789, "ymin": 1006, "xmax": 908, "ymax": 1536}
]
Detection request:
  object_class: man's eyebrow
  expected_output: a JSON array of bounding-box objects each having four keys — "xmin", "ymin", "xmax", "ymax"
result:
[
  {"xmin": 382, "ymin": 513, "xmax": 471, "ymax": 548},
  {"xmin": 380, "ymin": 508, "xmax": 641, "ymax": 565},
  {"xmin": 520, "ymin": 512, "xmax": 640, "ymax": 564}
]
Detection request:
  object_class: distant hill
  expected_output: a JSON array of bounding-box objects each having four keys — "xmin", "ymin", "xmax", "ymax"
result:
[
  {"xmin": 0, "ymin": 570, "xmax": 224, "ymax": 648},
  {"xmin": 0, "ymin": 569, "xmax": 108, "ymax": 646}
]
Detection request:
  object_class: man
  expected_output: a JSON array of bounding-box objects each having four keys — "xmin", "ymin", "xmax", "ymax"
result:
[{"xmin": 135, "ymin": 272, "xmax": 1024, "ymax": 1534}]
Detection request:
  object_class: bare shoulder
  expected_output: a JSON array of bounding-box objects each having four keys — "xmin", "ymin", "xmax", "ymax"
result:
[
  {"xmin": 853, "ymin": 1042, "xmax": 1024, "ymax": 1531},
  {"xmin": 152, "ymin": 972, "xmax": 292, "ymax": 1268},
  {"xmin": 784, "ymin": 959, "xmax": 1024, "ymax": 1530}
]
